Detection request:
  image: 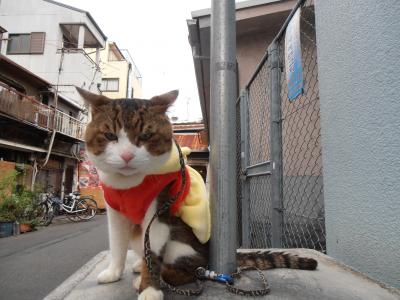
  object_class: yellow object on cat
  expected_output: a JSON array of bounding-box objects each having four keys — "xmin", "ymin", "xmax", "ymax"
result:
[{"xmin": 154, "ymin": 143, "xmax": 211, "ymax": 244}]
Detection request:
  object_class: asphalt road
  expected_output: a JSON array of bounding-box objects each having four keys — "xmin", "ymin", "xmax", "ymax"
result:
[{"xmin": 0, "ymin": 214, "xmax": 108, "ymax": 300}]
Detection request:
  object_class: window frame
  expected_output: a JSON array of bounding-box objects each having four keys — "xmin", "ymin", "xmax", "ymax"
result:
[
  {"xmin": 101, "ymin": 78, "xmax": 120, "ymax": 92},
  {"xmin": 7, "ymin": 32, "xmax": 46, "ymax": 55}
]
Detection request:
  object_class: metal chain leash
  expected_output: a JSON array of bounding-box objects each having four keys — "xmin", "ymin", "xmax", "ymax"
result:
[
  {"xmin": 143, "ymin": 140, "xmax": 270, "ymax": 297},
  {"xmin": 196, "ymin": 266, "xmax": 270, "ymax": 296},
  {"xmin": 227, "ymin": 266, "xmax": 270, "ymax": 296},
  {"xmin": 143, "ymin": 139, "xmax": 204, "ymax": 296}
]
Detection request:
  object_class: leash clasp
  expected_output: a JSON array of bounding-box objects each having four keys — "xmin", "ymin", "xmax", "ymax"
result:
[{"xmin": 195, "ymin": 267, "xmax": 234, "ymax": 285}]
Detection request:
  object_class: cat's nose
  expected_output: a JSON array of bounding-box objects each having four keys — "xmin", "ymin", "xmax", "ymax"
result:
[{"xmin": 121, "ymin": 151, "xmax": 134, "ymax": 163}]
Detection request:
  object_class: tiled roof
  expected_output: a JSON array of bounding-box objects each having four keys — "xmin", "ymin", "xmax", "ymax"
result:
[
  {"xmin": 172, "ymin": 123, "xmax": 205, "ymax": 131},
  {"xmin": 174, "ymin": 133, "xmax": 208, "ymax": 151}
]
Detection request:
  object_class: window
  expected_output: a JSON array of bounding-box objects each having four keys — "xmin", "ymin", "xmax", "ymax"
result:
[
  {"xmin": 7, "ymin": 32, "xmax": 46, "ymax": 54},
  {"xmin": 101, "ymin": 78, "xmax": 119, "ymax": 92}
]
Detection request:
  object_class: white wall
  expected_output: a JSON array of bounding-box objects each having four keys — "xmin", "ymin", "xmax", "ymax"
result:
[
  {"xmin": 316, "ymin": 0, "xmax": 400, "ymax": 289},
  {"xmin": 0, "ymin": 0, "xmax": 105, "ymax": 106}
]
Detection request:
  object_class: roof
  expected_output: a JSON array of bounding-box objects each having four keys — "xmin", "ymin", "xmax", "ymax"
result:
[
  {"xmin": 173, "ymin": 122, "xmax": 205, "ymax": 132},
  {"xmin": 174, "ymin": 133, "xmax": 208, "ymax": 152},
  {"xmin": 57, "ymin": 93, "xmax": 84, "ymax": 111},
  {"xmin": 0, "ymin": 26, "xmax": 7, "ymax": 33},
  {"xmin": 43, "ymin": 0, "xmax": 107, "ymax": 41},
  {"xmin": 191, "ymin": 0, "xmax": 281, "ymax": 18},
  {"xmin": 0, "ymin": 54, "xmax": 52, "ymax": 89},
  {"xmin": 173, "ymin": 122, "xmax": 208, "ymax": 150},
  {"xmin": 109, "ymin": 42, "xmax": 126, "ymax": 61}
]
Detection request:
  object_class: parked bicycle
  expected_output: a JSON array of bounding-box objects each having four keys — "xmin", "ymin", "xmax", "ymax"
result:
[{"xmin": 38, "ymin": 188, "xmax": 97, "ymax": 226}]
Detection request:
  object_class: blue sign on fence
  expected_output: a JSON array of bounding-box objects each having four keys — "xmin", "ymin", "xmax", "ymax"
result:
[{"xmin": 285, "ymin": 8, "xmax": 303, "ymax": 101}]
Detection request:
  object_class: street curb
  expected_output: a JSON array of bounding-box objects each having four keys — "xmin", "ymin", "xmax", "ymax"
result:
[{"xmin": 43, "ymin": 251, "xmax": 108, "ymax": 300}]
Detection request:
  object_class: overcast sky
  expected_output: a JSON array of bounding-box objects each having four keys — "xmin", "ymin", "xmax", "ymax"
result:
[{"xmin": 56, "ymin": 0, "xmax": 219, "ymax": 122}]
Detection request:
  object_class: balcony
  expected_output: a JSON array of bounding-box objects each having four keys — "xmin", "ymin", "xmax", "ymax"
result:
[{"xmin": 0, "ymin": 82, "xmax": 85, "ymax": 141}]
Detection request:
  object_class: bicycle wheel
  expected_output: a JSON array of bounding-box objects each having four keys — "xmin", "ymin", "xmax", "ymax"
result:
[
  {"xmin": 77, "ymin": 198, "xmax": 98, "ymax": 221},
  {"xmin": 66, "ymin": 205, "xmax": 81, "ymax": 222},
  {"xmin": 37, "ymin": 202, "xmax": 54, "ymax": 226}
]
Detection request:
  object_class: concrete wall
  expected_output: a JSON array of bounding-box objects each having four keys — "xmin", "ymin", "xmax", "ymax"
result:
[
  {"xmin": 315, "ymin": 0, "xmax": 400, "ymax": 288},
  {"xmin": 237, "ymin": 31, "xmax": 274, "ymax": 90},
  {"xmin": 0, "ymin": 0, "xmax": 104, "ymax": 106}
]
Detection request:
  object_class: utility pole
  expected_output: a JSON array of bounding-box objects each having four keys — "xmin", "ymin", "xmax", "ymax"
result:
[{"xmin": 209, "ymin": 0, "xmax": 237, "ymax": 274}]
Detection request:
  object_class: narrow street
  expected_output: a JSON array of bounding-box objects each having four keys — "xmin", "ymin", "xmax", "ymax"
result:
[{"xmin": 0, "ymin": 214, "xmax": 108, "ymax": 300}]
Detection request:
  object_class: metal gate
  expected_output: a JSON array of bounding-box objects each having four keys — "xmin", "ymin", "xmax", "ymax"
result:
[{"xmin": 237, "ymin": 0, "xmax": 326, "ymax": 252}]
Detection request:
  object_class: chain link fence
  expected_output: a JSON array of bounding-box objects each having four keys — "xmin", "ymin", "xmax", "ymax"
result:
[{"xmin": 237, "ymin": 0, "xmax": 326, "ymax": 252}]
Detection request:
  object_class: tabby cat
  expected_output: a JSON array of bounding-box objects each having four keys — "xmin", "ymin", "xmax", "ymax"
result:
[{"xmin": 77, "ymin": 88, "xmax": 317, "ymax": 300}]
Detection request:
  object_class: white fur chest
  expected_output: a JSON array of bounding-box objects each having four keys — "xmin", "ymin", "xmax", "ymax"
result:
[{"xmin": 130, "ymin": 201, "xmax": 170, "ymax": 257}]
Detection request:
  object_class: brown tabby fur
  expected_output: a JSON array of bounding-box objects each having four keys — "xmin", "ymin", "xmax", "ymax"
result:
[{"xmin": 78, "ymin": 88, "xmax": 317, "ymax": 294}]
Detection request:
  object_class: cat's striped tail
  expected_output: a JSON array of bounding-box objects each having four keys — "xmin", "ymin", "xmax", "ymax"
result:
[{"xmin": 237, "ymin": 250, "xmax": 318, "ymax": 270}]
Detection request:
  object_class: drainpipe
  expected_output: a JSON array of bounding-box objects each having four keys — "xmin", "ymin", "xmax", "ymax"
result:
[
  {"xmin": 41, "ymin": 130, "xmax": 56, "ymax": 168},
  {"xmin": 209, "ymin": 0, "xmax": 237, "ymax": 274},
  {"xmin": 41, "ymin": 49, "xmax": 64, "ymax": 168},
  {"xmin": 60, "ymin": 159, "xmax": 66, "ymax": 200},
  {"xmin": 30, "ymin": 157, "xmax": 38, "ymax": 191},
  {"xmin": 127, "ymin": 62, "xmax": 132, "ymax": 98}
]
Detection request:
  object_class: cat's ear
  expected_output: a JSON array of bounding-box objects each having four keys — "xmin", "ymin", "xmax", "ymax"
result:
[
  {"xmin": 76, "ymin": 87, "xmax": 110, "ymax": 111},
  {"xmin": 149, "ymin": 90, "xmax": 178, "ymax": 113}
]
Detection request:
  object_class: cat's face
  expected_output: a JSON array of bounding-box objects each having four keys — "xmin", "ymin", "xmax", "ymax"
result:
[{"xmin": 77, "ymin": 88, "xmax": 178, "ymax": 177}]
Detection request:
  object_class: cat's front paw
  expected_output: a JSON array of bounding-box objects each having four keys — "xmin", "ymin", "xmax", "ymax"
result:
[
  {"xmin": 97, "ymin": 268, "xmax": 123, "ymax": 284},
  {"xmin": 138, "ymin": 286, "xmax": 163, "ymax": 300}
]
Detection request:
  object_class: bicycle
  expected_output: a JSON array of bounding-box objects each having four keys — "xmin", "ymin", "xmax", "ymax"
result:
[
  {"xmin": 37, "ymin": 191, "xmax": 59, "ymax": 226},
  {"xmin": 38, "ymin": 190, "xmax": 97, "ymax": 225}
]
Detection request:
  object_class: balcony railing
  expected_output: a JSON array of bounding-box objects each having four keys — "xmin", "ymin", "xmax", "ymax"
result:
[{"xmin": 0, "ymin": 82, "xmax": 85, "ymax": 141}]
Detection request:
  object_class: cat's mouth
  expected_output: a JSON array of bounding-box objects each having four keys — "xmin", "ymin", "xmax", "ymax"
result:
[
  {"xmin": 120, "ymin": 166, "xmax": 136, "ymax": 171},
  {"xmin": 118, "ymin": 166, "xmax": 139, "ymax": 175}
]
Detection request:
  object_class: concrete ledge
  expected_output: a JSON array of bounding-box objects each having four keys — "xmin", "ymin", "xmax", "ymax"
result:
[{"xmin": 44, "ymin": 249, "xmax": 400, "ymax": 300}]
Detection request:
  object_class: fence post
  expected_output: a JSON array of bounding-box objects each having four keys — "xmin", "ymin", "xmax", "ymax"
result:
[
  {"xmin": 240, "ymin": 88, "xmax": 251, "ymax": 248},
  {"xmin": 268, "ymin": 41, "xmax": 284, "ymax": 248},
  {"xmin": 209, "ymin": 0, "xmax": 237, "ymax": 274}
]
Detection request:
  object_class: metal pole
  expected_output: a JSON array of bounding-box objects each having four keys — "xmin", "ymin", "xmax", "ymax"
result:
[
  {"xmin": 268, "ymin": 41, "xmax": 284, "ymax": 248},
  {"xmin": 210, "ymin": 0, "xmax": 237, "ymax": 273},
  {"xmin": 240, "ymin": 89, "xmax": 251, "ymax": 248}
]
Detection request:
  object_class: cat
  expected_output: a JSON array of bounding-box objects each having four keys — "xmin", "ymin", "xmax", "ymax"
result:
[{"xmin": 77, "ymin": 87, "xmax": 318, "ymax": 300}]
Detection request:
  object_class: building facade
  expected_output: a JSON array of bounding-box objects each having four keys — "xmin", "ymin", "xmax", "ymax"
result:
[
  {"xmin": 0, "ymin": 0, "xmax": 109, "ymax": 199},
  {"xmin": 93, "ymin": 42, "xmax": 143, "ymax": 99},
  {"xmin": 91, "ymin": 42, "xmax": 142, "ymax": 99},
  {"xmin": 315, "ymin": 0, "xmax": 400, "ymax": 289},
  {"xmin": 0, "ymin": 0, "xmax": 107, "ymax": 109},
  {"xmin": 188, "ymin": 0, "xmax": 400, "ymax": 289},
  {"xmin": 0, "ymin": 53, "xmax": 84, "ymax": 197},
  {"xmin": 173, "ymin": 122, "xmax": 209, "ymax": 180},
  {"xmin": 120, "ymin": 49, "xmax": 143, "ymax": 98}
]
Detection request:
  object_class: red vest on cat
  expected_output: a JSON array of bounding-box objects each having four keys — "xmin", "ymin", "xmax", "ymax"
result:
[{"xmin": 100, "ymin": 168, "xmax": 191, "ymax": 224}]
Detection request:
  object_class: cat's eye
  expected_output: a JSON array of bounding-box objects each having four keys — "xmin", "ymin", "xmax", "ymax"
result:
[
  {"xmin": 104, "ymin": 132, "xmax": 118, "ymax": 141},
  {"xmin": 139, "ymin": 132, "xmax": 152, "ymax": 141}
]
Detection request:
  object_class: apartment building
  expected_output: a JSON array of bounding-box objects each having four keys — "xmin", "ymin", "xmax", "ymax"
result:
[
  {"xmin": 0, "ymin": 53, "xmax": 83, "ymax": 196},
  {"xmin": 0, "ymin": 0, "xmax": 107, "ymax": 109},
  {"xmin": 94, "ymin": 41, "xmax": 142, "ymax": 99}
]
